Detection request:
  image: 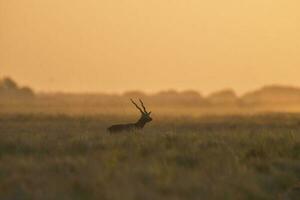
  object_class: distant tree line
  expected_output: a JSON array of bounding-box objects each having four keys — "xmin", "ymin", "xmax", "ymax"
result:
[
  {"xmin": 2, "ymin": 77, "xmax": 300, "ymax": 107},
  {"xmin": 0, "ymin": 77, "xmax": 34, "ymax": 99}
]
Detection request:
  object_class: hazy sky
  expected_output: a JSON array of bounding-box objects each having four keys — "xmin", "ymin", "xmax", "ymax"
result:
[{"xmin": 1, "ymin": 0, "xmax": 300, "ymax": 94}]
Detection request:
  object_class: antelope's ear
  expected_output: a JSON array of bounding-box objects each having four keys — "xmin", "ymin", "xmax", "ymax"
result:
[{"xmin": 148, "ymin": 111, "xmax": 152, "ymax": 115}]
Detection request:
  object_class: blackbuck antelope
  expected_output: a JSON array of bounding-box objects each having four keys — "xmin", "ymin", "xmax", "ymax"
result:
[{"xmin": 107, "ymin": 99, "xmax": 152, "ymax": 133}]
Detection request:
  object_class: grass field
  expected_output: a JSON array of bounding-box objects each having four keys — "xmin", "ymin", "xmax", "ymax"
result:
[{"xmin": 0, "ymin": 113, "xmax": 300, "ymax": 200}]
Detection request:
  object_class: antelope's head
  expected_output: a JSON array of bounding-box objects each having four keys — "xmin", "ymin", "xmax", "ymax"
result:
[{"xmin": 131, "ymin": 98, "xmax": 152, "ymax": 122}]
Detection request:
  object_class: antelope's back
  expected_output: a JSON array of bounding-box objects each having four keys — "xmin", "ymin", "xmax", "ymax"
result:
[{"xmin": 107, "ymin": 123, "xmax": 135, "ymax": 133}]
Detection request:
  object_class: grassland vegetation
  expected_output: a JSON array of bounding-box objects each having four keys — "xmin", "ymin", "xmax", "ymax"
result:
[{"xmin": 0, "ymin": 114, "xmax": 300, "ymax": 199}]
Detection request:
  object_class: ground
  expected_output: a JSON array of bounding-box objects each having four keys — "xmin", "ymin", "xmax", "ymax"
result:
[{"xmin": 0, "ymin": 114, "xmax": 300, "ymax": 200}]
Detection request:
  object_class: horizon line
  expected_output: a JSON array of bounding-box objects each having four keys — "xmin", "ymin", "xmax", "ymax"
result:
[{"xmin": 35, "ymin": 84, "xmax": 300, "ymax": 97}]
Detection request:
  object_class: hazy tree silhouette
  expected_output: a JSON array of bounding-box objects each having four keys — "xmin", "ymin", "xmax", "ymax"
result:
[
  {"xmin": 0, "ymin": 77, "xmax": 34, "ymax": 99},
  {"xmin": 0, "ymin": 77, "xmax": 18, "ymax": 90}
]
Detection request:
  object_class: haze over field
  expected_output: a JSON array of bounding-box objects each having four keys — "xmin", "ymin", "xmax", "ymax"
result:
[
  {"xmin": 3, "ymin": 77, "xmax": 300, "ymax": 115},
  {"xmin": 1, "ymin": 0, "xmax": 300, "ymax": 94}
]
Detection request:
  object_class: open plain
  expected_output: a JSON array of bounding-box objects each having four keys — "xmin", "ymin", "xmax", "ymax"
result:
[{"xmin": 0, "ymin": 113, "xmax": 299, "ymax": 200}]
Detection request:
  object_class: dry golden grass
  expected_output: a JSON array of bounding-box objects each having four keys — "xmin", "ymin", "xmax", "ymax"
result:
[{"xmin": 0, "ymin": 114, "xmax": 300, "ymax": 200}]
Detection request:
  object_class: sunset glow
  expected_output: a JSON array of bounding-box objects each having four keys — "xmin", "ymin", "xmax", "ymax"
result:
[{"xmin": 1, "ymin": 0, "xmax": 300, "ymax": 94}]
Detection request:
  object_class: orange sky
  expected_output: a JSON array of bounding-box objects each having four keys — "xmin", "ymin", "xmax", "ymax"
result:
[{"xmin": 1, "ymin": 0, "xmax": 300, "ymax": 94}]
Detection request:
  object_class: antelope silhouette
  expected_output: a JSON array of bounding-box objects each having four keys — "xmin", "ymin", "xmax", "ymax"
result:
[{"xmin": 107, "ymin": 99, "xmax": 152, "ymax": 133}]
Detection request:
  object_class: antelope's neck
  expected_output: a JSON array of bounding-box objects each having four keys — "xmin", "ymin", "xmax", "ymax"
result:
[{"xmin": 135, "ymin": 118, "xmax": 147, "ymax": 128}]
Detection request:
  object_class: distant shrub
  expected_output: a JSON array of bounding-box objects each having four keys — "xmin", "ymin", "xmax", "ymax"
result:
[
  {"xmin": 0, "ymin": 77, "xmax": 35, "ymax": 99},
  {"xmin": 0, "ymin": 77, "xmax": 18, "ymax": 90}
]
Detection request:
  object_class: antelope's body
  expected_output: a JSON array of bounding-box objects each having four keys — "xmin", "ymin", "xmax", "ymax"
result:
[
  {"xmin": 107, "ymin": 99, "xmax": 152, "ymax": 133},
  {"xmin": 108, "ymin": 123, "xmax": 136, "ymax": 133}
]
